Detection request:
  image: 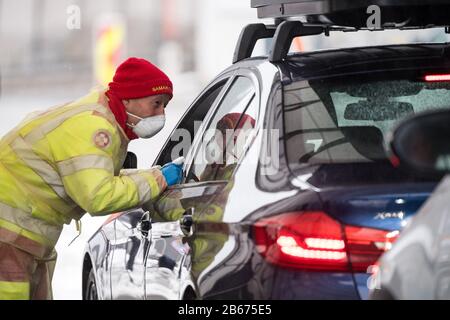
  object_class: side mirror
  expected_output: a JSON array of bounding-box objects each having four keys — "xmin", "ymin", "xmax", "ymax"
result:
[
  {"xmin": 123, "ymin": 152, "xmax": 138, "ymax": 169},
  {"xmin": 388, "ymin": 109, "xmax": 450, "ymax": 177}
]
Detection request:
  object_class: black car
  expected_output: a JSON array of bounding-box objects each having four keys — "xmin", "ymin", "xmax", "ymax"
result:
[{"xmin": 82, "ymin": 0, "xmax": 450, "ymax": 300}]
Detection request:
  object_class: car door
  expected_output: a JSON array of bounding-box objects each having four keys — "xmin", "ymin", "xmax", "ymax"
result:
[
  {"xmin": 107, "ymin": 72, "xmax": 234, "ymax": 300},
  {"xmin": 148, "ymin": 73, "xmax": 259, "ymax": 299},
  {"xmin": 109, "ymin": 208, "xmax": 150, "ymax": 299},
  {"xmin": 141, "ymin": 72, "xmax": 234, "ymax": 299}
]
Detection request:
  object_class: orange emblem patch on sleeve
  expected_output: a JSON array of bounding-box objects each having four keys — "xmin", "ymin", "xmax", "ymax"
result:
[{"xmin": 93, "ymin": 130, "xmax": 112, "ymax": 149}]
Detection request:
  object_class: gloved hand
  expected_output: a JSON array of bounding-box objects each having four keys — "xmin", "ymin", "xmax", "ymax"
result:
[{"xmin": 161, "ymin": 157, "xmax": 184, "ymax": 186}]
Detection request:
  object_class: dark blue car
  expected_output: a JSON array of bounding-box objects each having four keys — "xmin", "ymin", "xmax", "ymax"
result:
[
  {"xmin": 81, "ymin": 0, "xmax": 450, "ymax": 298},
  {"xmin": 81, "ymin": 41, "xmax": 450, "ymax": 299}
]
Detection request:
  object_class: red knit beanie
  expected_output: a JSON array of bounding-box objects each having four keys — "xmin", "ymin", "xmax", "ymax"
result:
[{"xmin": 108, "ymin": 57, "xmax": 173, "ymax": 99}]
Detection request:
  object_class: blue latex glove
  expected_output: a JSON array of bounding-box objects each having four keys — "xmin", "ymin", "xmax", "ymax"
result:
[{"xmin": 161, "ymin": 162, "xmax": 183, "ymax": 186}]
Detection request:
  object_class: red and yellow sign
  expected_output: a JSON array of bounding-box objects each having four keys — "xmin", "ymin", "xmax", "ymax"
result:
[{"xmin": 94, "ymin": 15, "xmax": 126, "ymax": 86}]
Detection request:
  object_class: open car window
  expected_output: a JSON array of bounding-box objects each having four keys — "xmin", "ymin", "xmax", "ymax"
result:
[
  {"xmin": 155, "ymin": 79, "xmax": 229, "ymax": 167},
  {"xmin": 187, "ymin": 76, "xmax": 257, "ymax": 183}
]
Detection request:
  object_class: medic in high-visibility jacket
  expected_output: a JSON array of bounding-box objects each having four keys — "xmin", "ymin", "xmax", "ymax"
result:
[{"xmin": 0, "ymin": 57, "xmax": 183, "ymax": 300}]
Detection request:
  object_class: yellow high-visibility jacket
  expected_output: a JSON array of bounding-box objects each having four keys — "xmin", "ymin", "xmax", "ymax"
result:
[{"xmin": 0, "ymin": 90, "xmax": 167, "ymax": 259}]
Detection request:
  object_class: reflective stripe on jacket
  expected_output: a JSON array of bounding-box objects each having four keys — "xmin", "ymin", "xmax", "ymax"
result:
[{"xmin": 0, "ymin": 90, "xmax": 167, "ymax": 258}]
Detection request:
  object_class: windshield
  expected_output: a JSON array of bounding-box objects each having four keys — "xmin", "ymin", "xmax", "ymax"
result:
[{"xmin": 283, "ymin": 76, "xmax": 450, "ymax": 171}]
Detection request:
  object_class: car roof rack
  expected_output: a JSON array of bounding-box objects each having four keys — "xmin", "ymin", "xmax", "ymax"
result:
[
  {"xmin": 233, "ymin": 23, "xmax": 277, "ymax": 64},
  {"xmin": 251, "ymin": 0, "xmax": 450, "ymax": 29},
  {"xmin": 233, "ymin": 20, "xmax": 357, "ymax": 63},
  {"xmin": 233, "ymin": 0, "xmax": 450, "ymax": 64},
  {"xmin": 251, "ymin": 0, "xmax": 337, "ymax": 19},
  {"xmin": 269, "ymin": 21, "xmax": 323, "ymax": 62}
]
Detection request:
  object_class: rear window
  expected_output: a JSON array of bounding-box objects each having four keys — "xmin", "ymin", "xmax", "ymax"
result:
[{"xmin": 283, "ymin": 77, "xmax": 450, "ymax": 171}]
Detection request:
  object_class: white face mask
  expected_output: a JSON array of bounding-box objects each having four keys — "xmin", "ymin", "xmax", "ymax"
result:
[{"xmin": 126, "ymin": 112, "xmax": 166, "ymax": 139}]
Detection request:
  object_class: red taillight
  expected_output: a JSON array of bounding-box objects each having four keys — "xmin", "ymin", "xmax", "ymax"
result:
[
  {"xmin": 424, "ymin": 74, "xmax": 450, "ymax": 82},
  {"xmin": 389, "ymin": 154, "xmax": 401, "ymax": 168},
  {"xmin": 345, "ymin": 226, "xmax": 398, "ymax": 272},
  {"xmin": 253, "ymin": 211, "xmax": 399, "ymax": 272}
]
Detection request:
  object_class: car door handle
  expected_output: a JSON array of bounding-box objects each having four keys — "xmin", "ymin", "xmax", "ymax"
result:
[
  {"xmin": 180, "ymin": 215, "xmax": 193, "ymax": 228},
  {"xmin": 137, "ymin": 211, "xmax": 152, "ymax": 236},
  {"xmin": 179, "ymin": 208, "xmax": 194, "ymax": 236}
]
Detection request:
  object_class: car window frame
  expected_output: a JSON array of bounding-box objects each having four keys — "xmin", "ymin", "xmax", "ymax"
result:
[
  {"xmin": 184, "ymin": 69, "xmax": 261, "ymax": 184},
  {"xmin": 153, "ymin": 70, "xmax": 237, "ymax": 168}
]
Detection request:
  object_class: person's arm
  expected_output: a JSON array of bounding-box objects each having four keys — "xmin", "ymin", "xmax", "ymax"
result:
[{"xmin": 47, "ymin": 112, "xmax": 167, "ymax": 216}]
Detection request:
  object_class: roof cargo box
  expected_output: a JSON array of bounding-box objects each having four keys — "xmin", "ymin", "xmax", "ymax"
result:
[{"xmin": 251, "ymin": 0, "xmax": 450, "ymax": 29}]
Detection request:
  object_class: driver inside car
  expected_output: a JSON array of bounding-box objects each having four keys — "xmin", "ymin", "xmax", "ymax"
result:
[{"xmin": 153, "ymin": 112, "xmax": 256, "ymax": 280}]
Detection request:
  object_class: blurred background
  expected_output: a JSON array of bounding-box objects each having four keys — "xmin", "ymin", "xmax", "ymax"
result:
[{"xmin": 1, "ymin": 0, "xmax": 449, "ymax": 299}]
